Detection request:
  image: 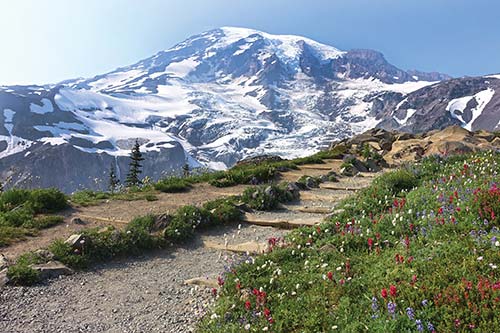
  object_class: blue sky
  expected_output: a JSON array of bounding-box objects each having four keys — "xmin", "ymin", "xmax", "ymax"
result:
[{"xmin": 1, "ymin": 0, "xmax": 499, "ymax": 85}]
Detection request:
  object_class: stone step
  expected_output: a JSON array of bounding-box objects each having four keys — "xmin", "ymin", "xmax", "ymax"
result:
[
  {"xmin": 300, "ymin": 191, "xmax": 350, "ymax": 202},
  {"xmin": 202, "ymin": 240, "xmax": 267, "ymax": 254},
  {"xmin": 243, "ymin": 213, "xmax": 322, "ymax": 229},
  {"xmin": 319, "ymin": 183, "xmax": 363, "ymax": 191},
  {"xmin": 285, "ymin": 205, "xmax": 332, "ymax": 214},
  {"xmin": 299, "ymin": 165, "xmax": 335, "ymax": 171},
  {"xmin": 184, "ymin": 277, "xmax": 218, "ymax": 289},
  {"xmin": 75, "ymin": 214, "xmax": 129, "ymax": 225}
]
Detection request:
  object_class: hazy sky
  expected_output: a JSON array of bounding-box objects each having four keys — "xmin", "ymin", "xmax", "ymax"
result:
[{"xmin": 1, "ymin": 0, "xmax": 499, "ymax": 85}]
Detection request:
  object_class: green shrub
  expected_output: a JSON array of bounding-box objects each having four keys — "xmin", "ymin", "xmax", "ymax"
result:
[
  {"xmin": 6, "ymin": 252, "xmax": 44, "ymax": 285},
  {"xmin": 23, "ymin": 215, "xmax": 64, "ymax": 229},
  {"xmin": 297, "ymin": 175, "xmax": 321, "ymax": 189},
  {"xmin": 71, "ymin": 190, "xmax": 110, "ymax": 206},
  {"xmin": 154, "ymin": 177, "xmax": 192, "ymax": 193},
  {"xmin": 375, "ymin": 169, "xmax": 419, "ymax": 195},
  {"xmin": 28, "ymin": 188, "xmax": 68, "ymax": 213},
  {"xmin": 49, "ymin": 239, "xmax": 89, "ymax": 269},
  {"xmin": 0, "ymin": 226, "xmax": 36, "ymax": 246},
  {"xmin": 241, "ymin": 184, "xmax": 293, "ymax": 211},
  {"xmin": 0, "ymin": 189, "xmax": 31, "ymax": 211},
  {"xmin": 0, "ymin": 206, "xmax": 34, "ymax": 227},
  {"xmin": 291, "ymin": 146, "xmax": 346, "ymax": 165},
  {"xmin": 203, "ymin": 198, "xmax": 242, "ymax": 224},
  {"xmin": 145, "ymin": 194, "xmax": 158, "ymax": 201},
  {"xmin": 126, "ymin": 215, "xmax": 155, "ymax": 233},
  {"xmin": 164, "ymin": 216, "xmax": 195, "ymax": 242}
]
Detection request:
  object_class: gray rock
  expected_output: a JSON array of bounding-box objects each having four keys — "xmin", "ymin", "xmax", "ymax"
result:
[
  {"xmin": 65, "ymin": 234, "xmax": 89, "ymax": 252},
  {"xmin": 0, "ymin": 268, "xmax": 8, "ymax": 288},
  {"xmin": 341, "ymin": 165, "xmax": 358, "ymax": 177},
  {"xmin": 305, "ymin": 177, "xmax": 319, "ymax": 188},
  {"xmin": 153, "ymin": 214, "xmax": 172, "ymax": 231},
  {"xmin": 0, "ymin": 253, "xmax": 9, "ymax": 270},
  {"xmin": 30, "ymin": 261, "xmax": 73, "ymax": 280},
  {"xmin": 35, "ymin": 249, "xmax": 54, "ymax": 261},
  {"xmin": 365, "ymin": 159, "xmax": 382, "ymax": 172},
  {"xmin": 71, "ymin": 217, "xmax": 86, "ymax": 225},
  {"xmin": 285, "ymin": 182, "xmax": 300, "ymax": 200},
  {"xmin": 352, "ymin": 159, "xmax": 368, "ymax": 172},
  {"xmin": 264, "ymin": 186, "xmax": 276, "ymax": 199}
]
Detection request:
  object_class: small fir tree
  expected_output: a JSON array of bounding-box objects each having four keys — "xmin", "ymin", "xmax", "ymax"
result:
[
  {"xmin": 108, "ymin": 162, "xmax": 120, "ymax": 193},
  {"xmin": 125, "ymin": 139, "xmax": 145, "ymax": 187},
  {"xmin": 182, "ymin": 163, "xmax": 190, "ymax": 178}
]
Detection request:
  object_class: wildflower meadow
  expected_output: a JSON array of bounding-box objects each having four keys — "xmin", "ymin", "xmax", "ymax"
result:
[{"xmin": 199, "ymin": 152, "xmax": 500, "ymax": 332}]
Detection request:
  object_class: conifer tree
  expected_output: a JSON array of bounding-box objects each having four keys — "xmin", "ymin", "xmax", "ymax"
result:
[
  {"xmin": 108, "ymin": 162, "xmax": 120, "ymax": 193},
  {"xmin": 182, "ymin": 163, "xmax": 190, "ymax": 178},
  {"xmin": 125, "ymin": 139, "xmax": 144, "ymax": 187}
]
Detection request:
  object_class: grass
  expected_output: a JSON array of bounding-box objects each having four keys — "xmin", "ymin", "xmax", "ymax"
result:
[
  {"xmin": 199, "ymin": 151, "xmax": 500, "ymax": 332},
  {"xmin": 154, "ymin": 177, "xmax": 192, "ymax": 193},
  {"xmin": 0, "ymin": 188, "xmax": 68, "ymax": 247}
]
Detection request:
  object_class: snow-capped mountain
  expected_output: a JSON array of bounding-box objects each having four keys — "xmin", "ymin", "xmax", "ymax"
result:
[{"xmin": 0, "ymin": 26, "xmax": 497, "ymax": 192}]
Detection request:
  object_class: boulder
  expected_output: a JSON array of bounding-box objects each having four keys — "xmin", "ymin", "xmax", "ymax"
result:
[
  {"xmin": 264, "ymin": 186, "xmax": 276, "ymax": 199},
  {"xmin": 304, "ymin": 177, "xmax": 319, "ymax": 188},
  {"xmin": 426, "ymin": 141, "xmax": 475, "ymax": 156},
  {"xmin": 340, "ymin": 165, "xmax": 358, "ymax": 177},
  {"xmin": 0, "ymin": 253, "xmax": 9, "ymax": 271},
  {"xmin": 0, "ymin": 269, "xmax": 8, "ymax": 288},
  {"xmin": 352, "ymin": 159, "xmax": 368, "ymax": 172},
  {"xmin": 35, "ymin": 249, "xmax": 54, "ymax": 261},
  {"xmin": 365, "ymin": 159, "xmax": 382, "ymax": 172},
  {"xmin": 30, "ymin": 261, "xmax": 73, "ymax": 280},
  {"xmin": 71, "ymin": 217, "xmax": 86, "ymax": 225},
  {"xmin": 235, "ymin": 202, "xmax": 251, "ymax": 212},
  {"xmin": 286, "ymin": 182, "xmax": 301, "ymax": 200},
  {"xmin": 152, "ymin": 214, "xmax": 172, "ymax": 231},
  {"xmin": 65, "ymin": 234, "xmax": 89, "ymax": 252}
]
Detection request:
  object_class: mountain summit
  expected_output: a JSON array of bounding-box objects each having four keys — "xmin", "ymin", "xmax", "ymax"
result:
[{"xmin": 0, "ymin": 27, "xmax": 498, "ymax": 192}]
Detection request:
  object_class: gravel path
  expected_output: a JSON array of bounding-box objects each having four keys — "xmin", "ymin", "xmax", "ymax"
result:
[
  {"xmin": 0, "ymin": 223, "xmax": 287, "ymax": 333},
  {"xmin": 0, "ymin": 167, "xmax": 374, "ymax": 333}
]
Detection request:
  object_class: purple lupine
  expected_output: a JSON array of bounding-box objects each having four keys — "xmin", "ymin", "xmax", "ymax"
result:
[
  {"xmin": 421, "ymin": 299, "xmax": 428, "ymax": 306},
  {"xmin": 427, "ymin": 322, "xmax": 435, "ymax": 331},
  {"xmin": 387, "ymin": 302, "xmax": 396, "ymax": 318},
  {"xmin": 405, "ymin": 307, "xmax": 415, "ymax": 320},
  {"xmin": 371, "ymin": 296, "xmax": 378, "ymax": 312},
  {"xmin": 416, "ymin": 319, "xmax": 424, "ymax": 332}
]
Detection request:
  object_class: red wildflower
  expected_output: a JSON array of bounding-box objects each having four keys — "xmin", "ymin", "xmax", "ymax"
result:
[
  {"xmin": 245, "ymin": 300, "xmax": 251, "ymax": 310},
  {"xmin": 236, "ymin": 282, "xmax": 241, "ymax": 291},
  {"xmin": 211, "ymin": 288, "xmax": 217, "ymax": 296},
  {"xmin": 381, "ymin": 288, "xmax": 388, "ymax": 298},
  {"xmin": 367, "ymin": 237, "xmax": 373, "ymax": 250},
  {"xmin": 390, "ymin": 284, "xmax": 397, "ymax": 297},
  {"xmin": 217, "ymin": 276, "xmax": 224, "ymax": 287},
  {"xmin": 263, "ymin": 308, "xmax": 271, "ymax": 317},
  {"xmin": 327, "ymin": 271, "xmax": 333, "ymax": 281}
]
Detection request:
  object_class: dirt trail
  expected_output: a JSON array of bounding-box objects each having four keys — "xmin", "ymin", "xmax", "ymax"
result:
[
  {"xmin": 1, "ymin": 184, "xmax": 247, "ymax": 259},
  {"xmin": 0, "ymin": 160, "xmax": 378, "ymax": 333}
]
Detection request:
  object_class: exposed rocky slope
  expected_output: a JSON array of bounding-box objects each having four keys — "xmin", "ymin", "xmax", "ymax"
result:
[{"xmin": 332, "ymin": 126, "xmax": 500, "ymax": 166}]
